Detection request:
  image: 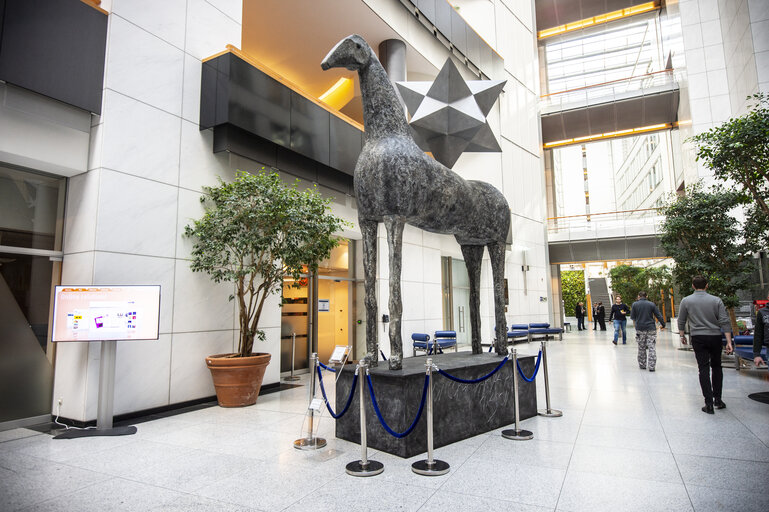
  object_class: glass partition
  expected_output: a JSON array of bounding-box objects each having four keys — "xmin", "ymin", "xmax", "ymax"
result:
[{"xmin": 0, "ymin": 165, "xmax": 65, "ymax": 425}]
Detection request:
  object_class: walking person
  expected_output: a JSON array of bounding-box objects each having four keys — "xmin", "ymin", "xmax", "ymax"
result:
[
  {"xmin": 593, "ymin": 302, "xmax": 599, "ymax": 330},
  {"xmin": 753, "ymin": 294, "xmax": 768, "ymax": 367},
  {"xmin": 575, "ymin": 302, "xmax": 586, "ymax": 330},
  {"xmin": 596, "ymin": 301, "xmax": 606, "ymax": 331},
  {"xmin": 609, "ymin": 295, "xmax": 630, "ymax": 345},
  {"xmin": 678, "ymin": 275, "xmax": 733, "ymax": 414},
  {"xmin": 630, "ymin": 291, "xmax": 666, "ymax": 371}
]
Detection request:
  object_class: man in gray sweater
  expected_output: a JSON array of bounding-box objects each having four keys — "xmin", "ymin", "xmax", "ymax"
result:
[
  {"xmin": 678, "ymin": 275, "xmax": 734, "ymax": 414},
  {"xmin": 630, "ymin": 291, "xmax": 666, "ymax": 372}
]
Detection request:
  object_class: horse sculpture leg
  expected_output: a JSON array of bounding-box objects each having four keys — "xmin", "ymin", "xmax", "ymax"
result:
[
  {"xmin": 384, "ymin": 215, "xmax": 405, "ymax": 370},
  {"xmin": 460, "ymin": 245, "xmax": 484, "ymax": 354},
  {"xmin": 360, "ymin": 219, "xmax": 379, "ymax": 367},
  {"xmin": 488, "ymin": 242, "xmax": 508, "ymax": 356}
]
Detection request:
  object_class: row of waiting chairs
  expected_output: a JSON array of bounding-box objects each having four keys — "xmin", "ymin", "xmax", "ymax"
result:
[
  {"xmin": 411, "ymin": 331, "xmax": 458, "ymax": 356},
  {"xmin": 411, "ymin": 323, "xmax": 564, "ymax": 357},
  {"xmin": 507, "ymin": 323, "xmax": 563, "ymax": 343}
]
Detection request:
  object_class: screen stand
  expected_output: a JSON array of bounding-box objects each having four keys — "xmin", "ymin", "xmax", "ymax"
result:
[{"xmin": 54, "ymin": 340, "xmax": 137, "ymax": 439}]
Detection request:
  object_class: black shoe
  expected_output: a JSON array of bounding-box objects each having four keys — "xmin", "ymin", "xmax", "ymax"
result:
[
  {"xmin": 649, "ymin": 369, "xmax": 655, "ymax": 372},
  {"xmin": 612, "ymin": 340, "xmax": 617, "ymax": 345},
  {"xmin": 639, "ymin": 366, "xmax": 646, "ymax": 370},
  {"xmin": 714, "ymin": 399, "xmax": 726, "ymax": 409},
  {"xmin": 702, "ymin": 404, "xmax": 714, "ymax": 414}
]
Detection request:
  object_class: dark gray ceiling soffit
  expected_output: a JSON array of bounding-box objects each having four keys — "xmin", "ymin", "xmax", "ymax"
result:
[
  {"xmin": 200, "ymin": 52, "xmax": 362, "ymax": 187},
  {"xmin": 535, "ymin": 0, "xmax": 658, "ymax": 32},
  {"xmin": 548, "ymin": 235, "xmax": 667, "ymax": 264},
  {"xmin": 540, "ymin": 87, "xmax": 679, "ymax": 145},
  {"xmin": 0, "ymin": 0, "xmax": 108, "ymax": 114}
]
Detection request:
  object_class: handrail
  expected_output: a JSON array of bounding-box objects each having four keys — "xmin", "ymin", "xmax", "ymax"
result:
[
  {"xmin": 541, "ymin": 69, "xmax": 673, "ymax": 99},
  {"xmin": 547, "ymin": 208, "xmax": 661, "ymax": 221}
]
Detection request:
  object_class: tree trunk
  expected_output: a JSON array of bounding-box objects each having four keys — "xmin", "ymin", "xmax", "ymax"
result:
[{"xmin": 727, "ymin": 307, "xmax": 739, "ymax": 336}]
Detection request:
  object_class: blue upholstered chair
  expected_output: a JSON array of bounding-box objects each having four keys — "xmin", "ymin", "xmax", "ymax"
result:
[{"xmin": 432, "ymin": 330, "xmax": 458, "ymax": 354}]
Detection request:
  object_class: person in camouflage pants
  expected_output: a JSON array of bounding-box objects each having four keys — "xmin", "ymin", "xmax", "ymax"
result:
[{"xmin": 630, "ymin": 291, "xmax": 666, "ymax": 371}]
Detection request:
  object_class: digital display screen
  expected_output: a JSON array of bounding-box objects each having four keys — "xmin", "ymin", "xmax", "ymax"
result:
[{"xmin": 52, "ymin": 286, "xmax": 160, "ymax": 342}]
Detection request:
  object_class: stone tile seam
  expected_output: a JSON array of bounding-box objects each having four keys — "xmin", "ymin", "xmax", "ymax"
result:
[
  {"xmin": 11, "ymin": 470, "xmax": 114, "ymax": 511},
  {"xmin": 499, "ymin": 133, "xmax": 541, "ymax": 160},
  {"xmin": 553, "ymin": 379, "xmax": 589, "ymax": 510},
  {"xmin": 202, "ymin": 0, "xmax": 242, "ymax": 26}
]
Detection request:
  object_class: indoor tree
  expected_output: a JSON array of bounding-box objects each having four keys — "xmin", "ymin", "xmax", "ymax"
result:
[
  {"xmin": 608, "ymin": 265, "xmax": 645, "ymax": 305},
  {"xmin": 184, "ymin": 169, "xmax": 349, "ymax": 357},
  {"xmin": 690, "ymin": 93, "xmax": 769, "ymax": 247},
  {"xmin": 659, "ymin": 185, "xmax": 756, "ymax": 332},
  {"xmin": 643, "ymin": 265, "xmax": 674, "ymax": 319}
]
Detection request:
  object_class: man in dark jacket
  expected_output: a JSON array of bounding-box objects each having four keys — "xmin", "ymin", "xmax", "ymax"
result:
[
  {"xmin": 596, "ymin": 302, "xmax": 606, "ymax": 330},
  {"xmin": 630, "ymin": 291, "xmax": 666, "ymax": 371},
  {"xmin": 575, "ymin": 302, "xmax": 586, "ymax": 330},
  {"xmin": 754, "ymin": 299, "xmax": 768, "ymax": 367},
  {"xmin": 609, "ymin": 295, "xmax": 630, "ymax": 345}
]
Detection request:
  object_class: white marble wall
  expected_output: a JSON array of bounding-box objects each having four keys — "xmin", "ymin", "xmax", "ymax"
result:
[
  {"xmin": 55, "ymin": 0, "xmax": 245, "ymax": 421},
  {"xmin": 676, "ymin": 0, "xmax": 769, "ymax": 184},
  {"xmin": 717, "ymin": 0, "xmax": 769, "ymax": 114}
]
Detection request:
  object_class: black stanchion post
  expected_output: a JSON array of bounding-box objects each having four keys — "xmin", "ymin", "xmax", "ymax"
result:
[
  {"xmin": 537, "ymin": 341, "xmax": 562, "ymax": 417},
  {"xmin": 502, "ymin": 348, "xmax": 533, "ymax": 441},
  {"xmin": 346, "ymin": 361, "xmax": 384, "ymax": 476},
  {"xmin": 294, "ymin": 353, "xmax": 327, "ymax": 450},
  {"xmin": 412, "ymin": 358, "xmax": 450, "ymax": 476}
]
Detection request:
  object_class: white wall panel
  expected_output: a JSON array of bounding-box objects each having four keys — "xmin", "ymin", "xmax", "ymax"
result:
[
  {"xmin": 94, "ymin": 171, "xmax": 178, "ymax": 257},
  {"xmin": 114, "ymin": 335, "xmax": 172, "ymax": 415},
  {"xmin": 185, "ymin": 0, "xmax": 242, "ymax": 60},
  {"xmin": 105, "ymin": 16, "xmax": 185, "ymax": 115},
  {"xmin": 100, "ymin": 91, "xmax": 181, "ymax": 186},
  {"xmin": 112, "ymin": 0, "xmax": 187, "ymax": 49}
]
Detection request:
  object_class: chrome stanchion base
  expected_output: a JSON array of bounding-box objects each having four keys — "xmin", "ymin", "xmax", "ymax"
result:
[
  {"xmin": 283, "ymin": 375, "xmax": 301, "ymax": 381},
  {"xmin": 293, "ymin": 437, "xmax": 327, "ymax": 450},
  {"xmin": 538, "ymin": 409, "xmax": 563, "ymax": 417},
  {"xmin": 345, "ymin": 460, "xmax": 384, "ymax": 477},
  {"xmin": 501, "ymin": 428, "xmax": 533, "ymax": 440},
  {"xmin": 411, "ymin": 459, "xmax": 450, "ymax": 476}
]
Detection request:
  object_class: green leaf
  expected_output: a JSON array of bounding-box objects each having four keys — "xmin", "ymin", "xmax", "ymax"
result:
[{"xmin": 184, "ymin": 169, "xmax": 352, "ymax": 357}]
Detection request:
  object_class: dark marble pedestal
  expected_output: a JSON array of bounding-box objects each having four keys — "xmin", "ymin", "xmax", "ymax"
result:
[{"xmin": 334, "ymin": 352, "xmax": 537, "ymax": 458}]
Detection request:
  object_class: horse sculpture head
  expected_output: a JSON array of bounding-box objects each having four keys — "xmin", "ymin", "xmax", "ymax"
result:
[{"xmin": 321, "ymin": 34, "xmax": 372, "ymax": 71}]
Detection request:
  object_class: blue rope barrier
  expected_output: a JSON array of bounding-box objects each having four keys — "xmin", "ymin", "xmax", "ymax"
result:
[
  {"xmin": 318, "ymin": 361, "xmax": 336, "ymax": 372},
  {"xmin": 515, "ymin": 351, "xmax": 542, "ymax": 383},
  {"xmin": 316, "ymin": 366, "xmax": 357, "ymax": 419},
  {"xmin": 366, "ymin": 373, "xmax": 429, "ymax": 438},
  {"xmin": 436, "ymin": 356, "xmax": 509, "ymax": 384}
]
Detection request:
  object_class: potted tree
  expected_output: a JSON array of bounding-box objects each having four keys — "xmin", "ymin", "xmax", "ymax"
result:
[{"xmin": 184, "ymin": 169, "xmax": 348, "ymax": 407}]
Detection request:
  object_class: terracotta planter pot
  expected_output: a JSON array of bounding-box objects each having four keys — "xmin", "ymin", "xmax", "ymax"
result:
[{"xmin": 205, "ymin": 353, "xmax": 271, "ymax": 407}]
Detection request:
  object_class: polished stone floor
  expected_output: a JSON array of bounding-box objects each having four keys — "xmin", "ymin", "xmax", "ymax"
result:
[{"xmin": 2, "ymin": 327, "xmax": 768, "ymax": 511}]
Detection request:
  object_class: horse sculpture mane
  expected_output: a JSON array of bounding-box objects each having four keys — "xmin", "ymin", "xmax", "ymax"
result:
[{"xmin": 322, "ymin": 35, "xmax": 511, "ymax": 369}]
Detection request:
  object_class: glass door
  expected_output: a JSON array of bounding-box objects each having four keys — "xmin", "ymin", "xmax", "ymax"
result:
[
  {"xmin": 451, "ymin": 258, "xmax": 471, "ymax": 349},
  {"xmin": 280, "ymin": 277, "xmax": 310, "ymax": 375},
  {"xmin": 316, "ymin": 240, "xmax": 352, "ymax": 364},
  {"xmin": 0, "ymin": 165, "xmax": 65, "ymax": 427},
  {"xmin": 280, "ymin": 240, "xmax": 354, "ymax": 375}
]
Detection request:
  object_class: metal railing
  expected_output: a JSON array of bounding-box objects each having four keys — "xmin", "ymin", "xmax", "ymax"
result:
[
  {"xmin": 547, "ymin": 208, "xmax": 665, "ymax": 239},
  {"xmin": 541, "ymin": 69, "xmax": 676, "ymax": 112}
]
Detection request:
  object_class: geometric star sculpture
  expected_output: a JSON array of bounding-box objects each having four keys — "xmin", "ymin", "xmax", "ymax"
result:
[{"xmin": 396, "ymin": 58, "xmax": 506, "ymax": 168}]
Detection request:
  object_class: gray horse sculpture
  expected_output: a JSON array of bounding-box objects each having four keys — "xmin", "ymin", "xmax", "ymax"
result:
[{"xmin": 322, "ymin": 35, "xmax": 511, "ymax": 370}]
